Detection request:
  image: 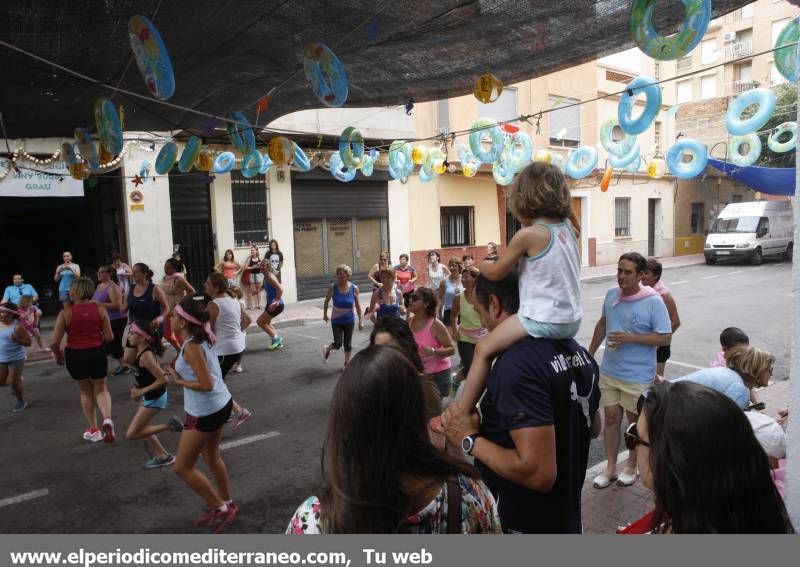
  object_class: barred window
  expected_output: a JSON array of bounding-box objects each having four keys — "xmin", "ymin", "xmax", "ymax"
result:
[
  {"xmin": 615, "ymin": 198, "xmax": 631, "ymax": 237},
  {"xmin": 548, "ymin": 95, "xmax": 580, "ymax": 148},
  {"xmin": 231, "ymin": 171, "xmax": 269, "ymax": 247},
  {"xmin": 441, "ymin": 206, "xmax": 475, "ymax": 247},
  {"xmin": 691, "ymin": 202, "xmax": 705, "ymax": 234}
]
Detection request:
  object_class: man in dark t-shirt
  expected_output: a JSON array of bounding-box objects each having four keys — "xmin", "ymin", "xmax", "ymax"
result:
[{"xmin": 444, "ymin": 272, "xmax": 600, "ymax": 533}]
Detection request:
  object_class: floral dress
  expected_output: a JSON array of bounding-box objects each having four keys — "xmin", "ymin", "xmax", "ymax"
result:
[{"xmin": 286, "ymin": 474, "xmax": 501, "ymax": 534}]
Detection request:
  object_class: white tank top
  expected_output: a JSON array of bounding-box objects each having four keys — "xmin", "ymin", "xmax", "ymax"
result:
[
  {"xmin": 212, "ymin": 296, "xmax": 246, "ymax": 356},
  {"xmin": 518, "ymin": 221, "xmax": 582, "ymax": 324}
]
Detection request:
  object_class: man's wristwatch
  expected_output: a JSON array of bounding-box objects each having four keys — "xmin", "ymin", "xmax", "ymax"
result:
[{"xmin": 461, "ymin": 433, "xmax": 481, "ymax": 456}]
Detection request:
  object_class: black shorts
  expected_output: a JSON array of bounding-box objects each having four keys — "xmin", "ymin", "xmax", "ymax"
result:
[
  {"xmin": 218, "ymin": 352, "xmax": 243, "ymax": 379},
  {"xmin": 656, "ymin": 345, "xmax": 671, "ymax": 363},
  {"xmin": 265, "ymin": 302, "xmax": 284, "ymax": 317},
  {"xmin": 65, "ymin": 346, "xmax": 108, "ymax": 380},
  {"xmin": 184, "ymin": 398, "xmax": 233, "ymax": 433}
]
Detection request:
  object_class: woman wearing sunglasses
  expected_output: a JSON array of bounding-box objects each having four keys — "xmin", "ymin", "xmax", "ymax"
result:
[
  {"xmin": 408, "ymin": 287, "xmax": 456, "ymax": 397},
  {"xmin": 626, "ymin": 381, "xmax": 793, "ymax": 533}
]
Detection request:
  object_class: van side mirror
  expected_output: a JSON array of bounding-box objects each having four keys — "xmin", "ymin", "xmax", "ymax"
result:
[{"xmin": 757, "ymin": 227, "xmax": 767, "ymax": 238}]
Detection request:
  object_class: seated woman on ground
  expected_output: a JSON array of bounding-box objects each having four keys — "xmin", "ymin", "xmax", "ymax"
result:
[{"xmin": 286, "ymin": 346, "xmax": 500, "ymax": 534}]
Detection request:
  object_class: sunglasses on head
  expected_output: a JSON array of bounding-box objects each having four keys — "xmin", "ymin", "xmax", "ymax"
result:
[{"xmin": 624, "ymin": 422, "xmax": 650, "ymax": 451}]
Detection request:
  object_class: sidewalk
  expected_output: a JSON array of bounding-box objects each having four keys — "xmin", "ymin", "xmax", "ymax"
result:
[{"xmin": 581, "ymin": 379, "xmax": 789, "ymax": 533}]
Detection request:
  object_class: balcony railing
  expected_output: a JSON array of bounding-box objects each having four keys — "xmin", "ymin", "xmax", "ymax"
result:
[
  {"xmin": 725, "ymin": 39, "xmax": 753, "ymax": 61},
  {"xmin": 727, "ymin": 80, "xmax": 759, "ymax": 95}
]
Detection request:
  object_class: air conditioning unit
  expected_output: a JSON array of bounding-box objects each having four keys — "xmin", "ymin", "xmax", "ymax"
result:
[{"xmin": 724, "ymin": 31, "xmax": 737, "ymax": 42}]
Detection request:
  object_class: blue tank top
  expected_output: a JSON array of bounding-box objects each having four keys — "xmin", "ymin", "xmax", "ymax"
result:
[
  {"xmin": 176, "ymin": 339, "xmax": 231, "ymax": 417},
  {"xmin": 128, "ymin": 283, "xmax": 161, "ymax": 321},
  {"xmin": 443, "ymin": 279, "xmax": 464, "ymax": 310},
  {"xmin": 265, "ymin": 281, "xmax": 282, "ymax": 306},
  {"xmin": 58, "ymin": 266, "xmax": 78, "ymax": 292},
  {"xmin": 0, "ymin": 322, "xmax": 26, "ymax": 363},
  {"xmin": 376, "ymin": 287, "xmax": 403, "ymax": 319},
  {"xmin": 331, "ymin": 282, "xmax": 356, "ymax": 325}
]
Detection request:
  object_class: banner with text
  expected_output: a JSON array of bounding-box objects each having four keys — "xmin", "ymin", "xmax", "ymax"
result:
[{"xmin": 0, "ymin": 160, "xmax": 84, "ymax": 198}]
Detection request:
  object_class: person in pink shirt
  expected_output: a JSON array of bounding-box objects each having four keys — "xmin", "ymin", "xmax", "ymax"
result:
[
  {"xmin": 408, "ymin": 287, "xmax": 456, "ymax": 397},
  {"xmin": 642, "ymin": 259, "xmax": 681, "ymax": 377},
  {"xmin": 710, "ymin": 327, "xmax": 749, "ymax": 368}
]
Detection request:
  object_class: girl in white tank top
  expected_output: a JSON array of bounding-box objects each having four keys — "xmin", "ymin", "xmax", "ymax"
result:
[{"xmin": 445, "ymin": 162, "xmax": 583, "ymax": 418}]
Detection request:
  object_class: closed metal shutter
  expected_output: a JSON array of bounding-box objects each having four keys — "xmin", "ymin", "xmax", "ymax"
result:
[{"xmin": 291, "ymin": 171, "xmax": 388, "ymax": 219}]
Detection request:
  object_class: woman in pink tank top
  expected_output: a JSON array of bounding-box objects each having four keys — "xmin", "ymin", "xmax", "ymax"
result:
[{"xmin": 408, "ymin": 287, "xmax": 455, "ymax": 397}]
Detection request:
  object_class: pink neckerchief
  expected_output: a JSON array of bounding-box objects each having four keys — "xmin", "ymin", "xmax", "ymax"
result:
[
  {"xmin": 650, "ymin": 280, "xmax": 670, "ymax": 296},
  {"xmin": 612, "ymin": 285, "xmax": 658, "ymax": 307}
]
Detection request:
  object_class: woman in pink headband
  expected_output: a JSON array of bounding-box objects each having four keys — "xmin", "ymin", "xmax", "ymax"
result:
[{"xmin": 164, "ymin": 297, "xmax": 236, "ymax": 534}]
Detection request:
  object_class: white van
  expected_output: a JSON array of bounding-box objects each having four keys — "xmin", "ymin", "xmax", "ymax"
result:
[{"xmin": 704, "ymin": 201, "xmax": 794, "ymax": 265}]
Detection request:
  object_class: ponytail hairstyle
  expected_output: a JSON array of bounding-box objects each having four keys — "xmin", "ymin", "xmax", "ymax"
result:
[
  {"xmin": 175, "ymin": 296, "xmax": 212, "ymax": 343},
  {"xmin": 133, "ymin": 262, "xmax": 154, "ymax": 283},
  {"xmin": 101, "ymin": 264, "xmax": 119, "ymax": 285},
  {"xmin": 131, "ymin": 318, "xmax": 165, "ymax": 357}
]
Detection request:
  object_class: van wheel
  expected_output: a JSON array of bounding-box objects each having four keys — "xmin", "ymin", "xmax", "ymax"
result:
[
  {"xmin": 750, "ymin": 247, "xmax": 763, "ymax": 265},
  {"xmin": 705, "ymin": 256, "xmax": 717, "ymax": 265},
  {"xmin": 783, "ymin": 242, "xmax": 793, "ymax": 262}
]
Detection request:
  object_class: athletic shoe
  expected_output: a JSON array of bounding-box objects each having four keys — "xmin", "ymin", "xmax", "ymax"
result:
[
  {"xmin": 233, "ymin": 365, "xmax": 243, "ymax": 373},
  {"xmin": 144, "ymin": 454, "xmax": 175, "ymax": 469},
  {"xmin": 168, "ymin": 416, "xmax": 184, "ymax": 432},
  {"xmin": 101, "ymin": 418, "xmax": 115, "ymax": 443},
  {"xmin": 112, "ymin": 366, "xmax": 130, "ymax": 376},
  {"xmin": 12, "ymin": 399, "xmax": 27, "ymax": 412},
  {"xmin": 84, "ymin": 429, "xmax": 104, "ymax": 443},
  {"xmin": 266, "ymin": 337, "xmax": 284, "ymax": 351},
  {"xmin": 322, "ymin": 344, "xmax": 331, "ymax": 362},
  {"xmin": 207, "ymin": 505, "xmax": 237, "ymax": 534},
  {"xmin": 230, "ymin": 408, "xmax": 252, "ymax": 430},
  {"xmin": 192, "ymin": 508, "xmax": 215, "ymax": 527}
]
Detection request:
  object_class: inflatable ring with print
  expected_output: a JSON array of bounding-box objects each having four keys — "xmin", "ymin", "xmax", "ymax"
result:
[
  {"xmin": 767, "ymin": 122, "xmax": 797, "ymax": 153},
  {"xmin": 94, "ymin": 98, "xmax": 124, "ymax": 155},
  {"xmin": 213, "ymin": 151, "xmax": 236, "ymax": 174},
  {"xmin": 600, "ymin": 116, "xmax": 636, "ymax": 157},
  {"xmin": 774, "ymin": 16, "xmax": 800, "ymax": 83},
  {"xmin": 728, "ymin": 133, "xmax": 762, "ymax": 167},
  {"xmin": 155, "ymin": 142, "xmax": 178, "ymax": 174},
  {"xmin": 630, "ymin": 0, "xmax": 711, "ymax": 61},
  {"xmin": 303, "ymin": 43, "xmax": 348, "ymax": 108},
  {"xmin": 329, "ymin": 151, "xmax": 356, "ymax": 182},
  {"xmin": 177, "ymin": 136, "xmax": 201, "ymax": 173},
  {"xmin": 339, "ymin": 127, "xmax": 364, "ymax": 168},
  {"xmin": 74, "ymin": 127, "xmax": 99, "ymax": 172},
  {"xmin": 128, "ymin": 15, "xmax": 175, "ymax": 100}
]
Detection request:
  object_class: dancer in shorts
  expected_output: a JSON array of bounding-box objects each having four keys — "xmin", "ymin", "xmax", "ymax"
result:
[
  {"xmin": 164, "ymin": 297, "xmax": 237, "ymax": 534},
  {"xmin": 126, "ymin": 319, "xmax": 183, "ymax": 468},
  {"xmin": 256, "ymin": 261, "xmax": 285, "ymax": 351},
  {"xmin": 0, "ymin": 303, "xmax": 31, "ymax": 412}
]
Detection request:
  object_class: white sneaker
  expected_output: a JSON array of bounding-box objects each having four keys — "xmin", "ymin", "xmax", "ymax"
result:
[
  {"xmin": 83, "ymin": 429, "xmax": 104, "ymax": 443},
  {"xmin": 233, "ymin": 365, "xmax": 243, "ymax": 373}
]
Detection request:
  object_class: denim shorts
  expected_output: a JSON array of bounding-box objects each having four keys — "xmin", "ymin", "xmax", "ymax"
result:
[
  {"xmin": 0, "ymin": 358, "xmax": 25, "ymax": 371},
  {"xmin": 518, "ymin": 314, "xmax": 581, "ymax": 340},
  {"xmin": 142, "ymin": 390, "xmax": 168, "ymax": 410}
]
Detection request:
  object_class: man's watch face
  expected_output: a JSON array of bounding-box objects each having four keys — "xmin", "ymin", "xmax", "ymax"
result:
[{"xmin": 461, "ymin": 436, "xmax": 473, "ymax": 454}]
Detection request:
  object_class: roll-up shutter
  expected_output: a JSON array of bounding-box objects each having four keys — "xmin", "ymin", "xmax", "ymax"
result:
[{"xmin": 291, "ymin": 171, "xmax": 388, "ymax": 219}]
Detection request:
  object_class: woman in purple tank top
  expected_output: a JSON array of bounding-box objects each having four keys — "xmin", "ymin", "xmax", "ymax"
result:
[{"xmin": 92, "ymin": 265, "xmax": 128, "ymax": 376}]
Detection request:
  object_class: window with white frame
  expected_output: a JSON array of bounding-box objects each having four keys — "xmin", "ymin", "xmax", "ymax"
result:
[
  {"xmin": 677, "ymin": 79, "xmax": 693, "ymax": 103},
  {"xmin": 614, "ymin": 198, "xmax": 631, "ymax": 238},
  {"xmin": 700, "ymin": 75, "xmax": 717, "ymax": 99},
  {"xmin": 479, "ymin": 87, "xmax": 517, "ymax": 122},
  {"xmin": 231, "ymin": 171, "xmax": 269, "ymax": 247},
  {"xmin": 548, "ymin": 95, "xmax": 581, "ymax": 147},
  {"xmin": 676, "ymin": 54, "xmax": 692, "ymax": 71},
  {"xmin": 701, "ymin": 39, "xmax": 718, "ymax": 64},
  {"xmin": 440, "ymin": 207, "xmax": 475, "ymax": 247}
]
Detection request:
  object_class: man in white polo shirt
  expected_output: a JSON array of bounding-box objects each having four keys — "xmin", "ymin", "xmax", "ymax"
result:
[{"xmin": 588, "ymin": 252, "xmax": 671, "ymax": 489}]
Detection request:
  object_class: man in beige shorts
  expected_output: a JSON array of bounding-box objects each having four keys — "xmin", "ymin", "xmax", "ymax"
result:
[{"xmin": 588, "ymin": 252, "xmax": 672, "ymax": 488}]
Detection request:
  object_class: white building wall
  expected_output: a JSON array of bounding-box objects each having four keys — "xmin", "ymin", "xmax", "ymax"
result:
[
  {"xmin": 387, "ymin": 180, "xmax": 411, "ymax": 263},
  {"xmin": 266, "ymin": 166, "xmax": 297, "ymax": 303}
]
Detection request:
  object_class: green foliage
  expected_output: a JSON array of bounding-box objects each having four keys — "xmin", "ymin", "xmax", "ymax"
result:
[{"xmin": 744, "ymin": 83, "xmax": 797, "ymax": 168}]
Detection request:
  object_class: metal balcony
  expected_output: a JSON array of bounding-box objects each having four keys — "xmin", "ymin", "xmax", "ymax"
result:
[{"xmin": 725, "ymin": 39, "xmax": 753, "ymax": 61}]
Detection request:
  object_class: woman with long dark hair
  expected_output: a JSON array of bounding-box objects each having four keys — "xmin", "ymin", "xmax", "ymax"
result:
[
  {"xmin": 215, "ymin": 250, "xmax": 241, "ymax": 287},
  {"xmin": 408, "ymin": 287, "xmax": 455, "ymax": 397},
  {"xmin": 631, "ymin": 381, "xmax": 794, "ymax": 533},
  {"xmin": 287, "ymin": 346, "xmax": 500, "ymax": 534},
  {"xmin": 267, "ymin": 240, "xmax": 284, "ymax": 283},
  {"xmin": 164, "ymin": 297, "xmax": 236, "ymax": 534},
  {"xmin": 122, "ymin": 263, "xmax": 169, "ymax": 366}
]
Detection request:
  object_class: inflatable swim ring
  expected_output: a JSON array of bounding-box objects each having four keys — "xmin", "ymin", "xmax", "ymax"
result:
[
  {"xmin": 213, "ymin": 151, "xmax": 235, "ymax": 174},
  {"xmin": 339, "ymin": 127, "xmax": 364, "ymax": 168},
  {"xmin": 725, "ymin": 88, "xmax": 776, "ymax": 136},
  {"xmin": 767, "ymin": 122, "xmax": 797, "ymax": 153},
  {"xmin": 504, "ymin": 131, "xmax": 533, "ymax": 172},
  {"xmin": 728, "ymin": 133, "xmax": 762, "ymax": 167},
  {"xmin": 469, "ymin": 118, "xmax": 505, "ymax": 163},
  {"xmin": 565, "ymin": 146, "xmax": 598, "ymax": 179},
  {"xmin": 94, "ymin": 98, "xmax": 123, "ymax": 155},
  {"xmin": 329, "ymin": 151, "xmax": 356, "ymax": 182},
  {"xmin": 291, "ymin": 142, "xmax": 312, "ymax": 172},
  {"xmin": 608, "ymin": 142, "xmax": 640, "ymax": 169},
  {"xmin": 665, "ymin": 138, "xmax": 708, "ymax": 179},
  {"xmin": 74, "ymin": 127, "xmax": 99, "ymax": 172},
  {"xmin": 303, "ymin": 44, "xmax": 348, "ymax": 108},
  {"xmin": 128, "ymin": 15, "xmax": 175, "ymax": 100},
  {"xmin": 774, "ymin": 16, "xmax": 799, "ymax": 83},
  {"xmin": 241, "ymin": 151, "xmax": 262, "ymax": 178},
  {"xmin": 618, "ymin": 75, "xmax": 662, "ymax": 135},
  {"xmin": 388, "ymin": 141, "xmax": 413, "ymax": 180},
  {"xmin": 600, "ymin": 117, "xmax": 636, "ymax": 157},
  {"xmin": 630, "ymin": 0, "xmax": 711, "ymax": 61},
  {"xmin": 155, "ymin": 142, "xmax": 178, "ymax": 174},
  {"xmin": 227, "ymin": 112, "xmax": 256, "ymax": 155},
  {"xmin": 177, "ymin": 136, "xmax": 201, "ymax": 173}
]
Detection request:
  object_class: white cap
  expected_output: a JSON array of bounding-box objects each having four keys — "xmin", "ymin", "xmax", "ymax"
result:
[{"xmin": 745, "ymin": 411, "xmax": 786, "ymax": 459}]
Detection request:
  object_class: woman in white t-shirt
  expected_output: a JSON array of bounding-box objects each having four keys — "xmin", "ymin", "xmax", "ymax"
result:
[
  {"xmin": 204, "ymin": 273, "xmax": 253, "ymax": 430},
  {"xmin": 424, "ymin": 250, "xmax": 450, "ymax": 292}
]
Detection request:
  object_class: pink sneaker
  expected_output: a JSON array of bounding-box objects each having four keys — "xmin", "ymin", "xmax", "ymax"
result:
[{"xmin": 101, "ymin": 418, "xmax": 115, "ymax": 443}]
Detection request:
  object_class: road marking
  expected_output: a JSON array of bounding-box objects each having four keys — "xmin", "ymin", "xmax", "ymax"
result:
[
  {"xmin": 284, "ymin": 332, "xmax": 322, "ymax": 340},
  {"xmin": 700, "ymin": 275, "xmax": 719, "ymax": 280},
  {"xmin": 0, "ymin": 488, "xmax": 49, "ymax": 508},
  {"xmin": 752, "ymin": 266, "xmax": 765, "ymax": 270},
  {"xmin": 670, "ymin": 280, "xmax": 688, "ymax": 285},
  {"xmin": 728, "ymin": 271, "xmax": 743, "ymax": 275},
  {"xmin": 221, "ymin": 431, "xmax": 280, "ymax": 451},
  {"xmin": 590, "ymin": 296, "xmax": 606, "ymax": 300}
]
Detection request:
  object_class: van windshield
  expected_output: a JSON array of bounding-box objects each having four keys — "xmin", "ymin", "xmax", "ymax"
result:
[{"xmin": 710, "ymin": 216, "xmax": 760, "ymax": 234}]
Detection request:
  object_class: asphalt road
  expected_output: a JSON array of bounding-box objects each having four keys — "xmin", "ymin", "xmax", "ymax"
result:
[{"xmin": 0, "ymin": 258, "xmax": 792, "ymax": 533}]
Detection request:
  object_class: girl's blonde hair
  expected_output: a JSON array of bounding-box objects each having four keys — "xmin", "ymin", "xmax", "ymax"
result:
[
  {"xmin": 508, "ymin": 162, "xmax": 580, "ymax": 235},
  {"xmin": 70, "ymin": 277, "xmax": 96, "ymax": 301},
  {"xmin": 727, "ymin": 345, "xmax": 775, "ymax": 388},
  {"xmin": 227, "ymin": 285, "xmax": 244, "ymax": 300},
  {"xmin": 336, "ymin": 264, "xmax": 353, "ymax": 277}
]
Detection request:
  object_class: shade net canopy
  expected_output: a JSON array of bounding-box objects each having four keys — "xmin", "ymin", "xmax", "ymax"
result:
[
  {"xmin": 708, "ymin": 157, "xmax": 796, "ymax": 196},
  {"xmin": 1, "ymin": 0, "xmax": 759, "ymax": 138}
]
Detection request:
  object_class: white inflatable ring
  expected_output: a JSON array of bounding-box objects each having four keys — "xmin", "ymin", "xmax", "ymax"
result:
[
  {"xmin": 767, "ymin": 122, "xmax": 797, "ymax": 153},
  {"xmin": 728, "ymin": 134, "xmax": 762, "ymax": 167}
]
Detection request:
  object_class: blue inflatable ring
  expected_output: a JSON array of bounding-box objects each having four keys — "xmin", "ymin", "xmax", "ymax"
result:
[
  {"xmin": 259, "ymin": 153, "xmax": 273, "ymax": 175},
  {"xmin": 155, "ymin": 142, "xmax": 178, "ymax": 174},
  {"xmin": 422, "ymin": 147, "xmax": 446, "ymax": 177},
  {"xmin": 339, "ymin": 127, "xmax": 364, "ymax": 168},
  {"xmin": 360, "ymin": 148, "xmax": 379, "ymax": 177},
  {"xmin": 241, "ymin": 151, "xmax": 263, "ymax": 178},
  {"xmin": 618, "ymin": 75, "xmax": 662, "ymax": 135},
  {"xmin": 630, "ymin": 0, "xmax": 711, "ymax": 61},
  {"xmin": 492, "ymin": 158, "xmax": 516, "ymax": 186},
  {"xmin": 61, "ymin": 142, "xmax": 78, "ymax": 167},
  {"xmin": 665, "ymin": 138, "xmax": 708, "ymax": 179},
  {"xmin": 728, "ymin": 134, "xmax": 762, "ymax": 167},
  {"xmin": 768, "ymin": 122, "xmax": 797, "ymax": 153},
  {"xmin": 178, "ymin": 136, "xmax": 201, "ymax": 173},
  {"xmin": 725, "ymin": 88, "xmax": 777, "ymax": 136},
  {"xmin": 600, "ymin": 117, "xmax": 636, "ymax": 157},
  {"xmin": 74, "ymin": 127, "xmax": 99, "ymax": 172},
  {"xmin": 303, "ymin": 44, "xmax": 348, "ymax": 108},
  {"xmin": 94, "ymin": 98, "xmax": 124, "ymax": 155},
  {"xmin": 504, "ymin": 131, "xmax": 533, "ymax": 172},
  {"xmin": 330, "ymin": 151, "xmax": 356, "ymax": 182},
  {"xmin": 128, "ymin": 15, "xmax": 175, "ymax": 100},
  {"xmin": 418, "ymin": 166, "xmax": 435, "ymax": 183},
  {"xmin": 774, "ymin": 17, "xmax": 800, "ymax": 83},
  {"xmin": 550, "ymin": 153, "xmax": 566, "ymax": 174},
  {"xmin": 388, "ymin": 141, "xmax": 413, "ymax": 179},
  {"xmin": 609, "ymin": 142, "xmax": 640, "ymax": 169},
  {"xmin": 227, "ymin": 112, "xmax": 256, "ymax": 155},
  {"xmin": 291, "ymin": 142, "xmax": 312, "ymax": 172},
  {"xmin": 212, "ymin": 151, "xmax": 235, "ymax": 174},
  {"xmin": 469, "ymin": 118, "xmax": 505, "ymax": 163},
  {"xmin": 565, "ymin": 146, "xmax": 598, "ymax": 179}
]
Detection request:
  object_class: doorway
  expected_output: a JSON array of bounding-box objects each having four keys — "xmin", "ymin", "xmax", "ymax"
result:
[
  {"xmin": 168, "ymin": 173, "xmax": 215, "ymax": 291},
  {"xmin": 648, "ymin": 198, "xmax": 661, "ymax": 257}
]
